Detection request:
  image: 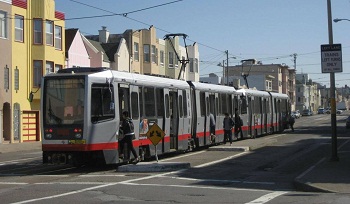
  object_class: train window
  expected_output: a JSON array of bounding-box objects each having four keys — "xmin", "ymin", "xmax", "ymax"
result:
[
  {"xmin": 221, "ymin": 94, "xmax": 227, "ymax": 114},
  {"xmin": 241, "ymin": 96, "xmax": 247, "ymax": 114},
  {"xmin": 91, "ymin": 84, "xmax": 115, "ymax": 123},
  {"xmin": 200, "ymin": 92, "xmax": 205, "ymax": 116},
  {"xmin": 254, "ymin": 97, "xmax": 261, "ymax": 114},
  {"xmin": 228, "ymin": 96, "xmax": 233, "ymax": 115},
  {"xmin": 139, "ymin": 87, "xmax": 144, "ymax": 118},
  {"xmin": 131, "ymin": 92, "xmax": 139, "ymax": 119},
  {"xmin": 215, "ymin": 97, "xmax": 219, "ymax": 115},
  {"xmin": 165, "ymin": 94, "xmax": 170, "ymax": 118},
  {"xmin": 183, "ymin": 90, "xmax": 188, "ymax": 117},
  {"xmin": 179, "ymin": 95, "xmax": 183, "ymax": 117},
  {"xmin": 144, "ymin": 87, "xmax": 155, "ymax": 117},
  {"xmin": 156, "ymin": 88, "xmax": 164, "ymax": 117}
]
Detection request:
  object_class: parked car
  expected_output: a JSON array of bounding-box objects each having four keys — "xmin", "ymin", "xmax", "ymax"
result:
[
  {"xmin": 324, "ymin": 108, "xmax": 343, "ymax": 114},
  {"xmin": 317, "ymin": 108, "xmax": 325, "ymax": 114},
  {"xmin": 346, "ymin": 116, "xmax": 350, "ymax": 129},
  {"xmin": 302, "ymin": 109, "xmax": 313, "ymax": 116},
  {"xmin": 291, "ymin": 111, "xmax": 301, "ymax": 118}
]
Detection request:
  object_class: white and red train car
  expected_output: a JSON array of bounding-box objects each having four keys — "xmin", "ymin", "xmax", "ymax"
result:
[{"xmin": 40, "ymin": 68, "xmax": 289, "ymax": 165}]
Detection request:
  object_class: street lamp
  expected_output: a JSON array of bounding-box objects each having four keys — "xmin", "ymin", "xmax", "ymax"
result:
[{"xmin": 333, "ymin": 18, "xmax": 350, "ymax": 23}]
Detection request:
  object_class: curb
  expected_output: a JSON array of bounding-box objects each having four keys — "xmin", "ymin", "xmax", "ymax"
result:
[
  {"xmin": 117, "ymin": 162, "xmax": 191, "ymax": 172},
  {"xmin": 208, "ymin": 146, "xmax": 249, "ymax": 152},
  {"xmin": 293, "ymin": 179, "xmax": 334, "ymax": 193}
]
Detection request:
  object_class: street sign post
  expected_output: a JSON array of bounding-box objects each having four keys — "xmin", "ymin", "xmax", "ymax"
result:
[
  {"xmin": 146, "ymin": 123, "xmax": 165, "ymax": 162},
  {"xmin": 321, "ymin": 44, "xmax": 342, "ymax": 73}
]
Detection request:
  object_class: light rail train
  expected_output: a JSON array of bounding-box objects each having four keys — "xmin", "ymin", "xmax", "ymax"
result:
[{"xmin": 41, "ymin": 68, "xmax": 289, "ymax": 165}]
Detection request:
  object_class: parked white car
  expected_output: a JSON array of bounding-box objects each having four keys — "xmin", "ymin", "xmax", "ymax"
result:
[{"xmin": 291, "ymin": 111, "xmax": 301, "ymax": 118}]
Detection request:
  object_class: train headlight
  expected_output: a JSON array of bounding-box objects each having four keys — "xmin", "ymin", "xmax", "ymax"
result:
[
  {"xmin": 75, "ymin": 133, "xmax": 82, "ymax": 139},
  {"xmin": 46, "ymin": 134, "xmax": 52, "ymax": 139}
]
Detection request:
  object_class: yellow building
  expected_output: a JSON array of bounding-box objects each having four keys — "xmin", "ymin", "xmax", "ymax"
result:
[{"xmin": 9, "ymin": 0, "xmax": 65, "ymax": 143}]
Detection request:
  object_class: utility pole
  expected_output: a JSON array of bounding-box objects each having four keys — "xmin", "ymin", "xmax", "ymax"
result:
[
  {"xmin": 225, "ymin": 50, "xmax": 229, "ymax": 86},
  {"xmin": 327, "ymin": 0, "xmax": 339, "ymax": 161},
  {"xmin": 221, "ymin": 60, "xmax": 225, "ymax": 85},
  {"xmin": 292, "ymin": 53, "xmax": 297, "ymax": 70}
]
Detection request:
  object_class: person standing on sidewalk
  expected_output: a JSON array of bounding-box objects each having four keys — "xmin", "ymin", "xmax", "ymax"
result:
[{"xmin": 223, "ymin": 113, "xmax": 234, "ymax": 145}]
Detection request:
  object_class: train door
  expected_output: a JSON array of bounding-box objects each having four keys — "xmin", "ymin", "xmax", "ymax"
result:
[
  {"xmin": 182, "ymin": 90, "xmax": 191, "ymax": 150},
  {"xmin": 163, "ymin": 89, "xmax": 171, "ymax": 153},
  {"xmin": 169, "ymin": 90, "xmax": 179, "ymax": 151},
  {"xmin": 263, "ymin": 98, "xmax": 268, "ymax": 134},
  {"xmin": 258, "ymin": 97, "xmax": 263, "ymax": 136},
  {"xmin": 129, "ymin": 85, "xmax": 140, "ymax": 141},
  {"xmin": 177, "ymin": 91, "xmax": 186, "ymax": 150},
  {"xmin": 248, "ymin": 96, "xmax": 253, "ymax": 137},
  {"xmin": 118, "ymin": 84, "xmax": 131, "ymax": 158},
  {"xmin": 207, "ymin": 93, "xmax": 215, "ymax": 145}
]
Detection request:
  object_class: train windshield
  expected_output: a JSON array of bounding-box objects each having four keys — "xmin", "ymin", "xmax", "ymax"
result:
[{"xmin": 44, "ymin": 78, "xmax": 85, "ymax": 125}]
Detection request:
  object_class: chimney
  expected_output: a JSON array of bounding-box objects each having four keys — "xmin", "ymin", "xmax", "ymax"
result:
[{"xmin": 99, "ymin": 26, "xmax": 109, "ymax": 43}]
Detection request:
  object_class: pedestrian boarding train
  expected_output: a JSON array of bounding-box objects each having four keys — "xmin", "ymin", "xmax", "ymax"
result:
[{"xmin": 41, "ymin": 68, "xmax": 290, "ymax": 165}]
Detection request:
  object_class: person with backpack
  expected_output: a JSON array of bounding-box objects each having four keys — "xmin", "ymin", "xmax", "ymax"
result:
[
  {"xmin": 223, "ymin": 113, "xmax": 234, "ymax": 145},
  {"xmin": 234, "ymin": 108, "xmax": 243, "ymax": 140},
  {"xmin": 120, "ymin": 111, "xmax": 139, "ymax": 164},
  {"xmin": 289, "ymin": 114, "xmax": 295, "ymax": 132}
]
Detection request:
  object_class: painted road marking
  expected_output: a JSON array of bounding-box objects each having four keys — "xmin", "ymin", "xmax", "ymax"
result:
[
  {"xmin": 194, "ymin": 151, "xmax": 248, "ymax": 168},
  {"xmin": 245, "ymin": 191, "xmax": 288, "ymax": 204}
]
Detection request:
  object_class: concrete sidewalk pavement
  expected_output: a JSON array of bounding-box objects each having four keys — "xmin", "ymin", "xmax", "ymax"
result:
[{"xmin": 0, "ymin": 141, "xmax": 42, "ymax": 154}]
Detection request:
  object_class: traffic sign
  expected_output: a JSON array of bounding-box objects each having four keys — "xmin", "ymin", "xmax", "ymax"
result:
[
  {"xmin": 321, "ymin": 44, "xmax": 342, "ymax": 73},
  {"xmin": 146, "ymin": 123, "xmax": 165, "ymax": 146}
]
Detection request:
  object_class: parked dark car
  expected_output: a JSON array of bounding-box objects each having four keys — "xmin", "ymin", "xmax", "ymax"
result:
[
  {"xmin": 346, "ymin": 116, "xmax": 350, "ymax": 129},
  {"xmin": 317, "ymin": 108, "xmax": 325, "ymax": 114},
  {"xmin": 302, "ymin": 109, "xmax": 313, "ymax": 116}
]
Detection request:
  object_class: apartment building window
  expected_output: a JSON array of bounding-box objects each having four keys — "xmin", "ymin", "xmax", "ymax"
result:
[
  {"xmin": 4, "ymin": 65, "xmax": 9, "ymax": 90},
  {"xmin": 33, "ymin": 19, "xmax": 43, "ymax": 44},
  {"xmin": 33, "ymin": 60, "xmax": 43, "ymax": 87},
  {"xmin": 195, "ymin": 58, "xmax": 199, "ymax": 72},
  {"xmin": 169, "ymin": 52, "xmax": 174, "ymax": 68},
  {"xmin": 55, "ymin": 64, "xmax": 62, "ymax": 72},
  {"xmin": 46, "ymin": 61, "xmax": 54, "ymax": 74},
  {"xmin": 14, "ymin": 66, "xmax": 19, "ymax": 91},
  {"xmin": 55, "ymin": 25, "xmax": 62, "ymax": 50},
  {"xmin": 160, "ymin": 50, "xmax": 164, "ymax": 65},
  {"xmin": 46, "ymin": 21, "xmax": 53, "ymax": 46},
  {"xmin": 174, "ymin": 54, "xmax": 178, "ymax": 68},
  {"xmin": 15, "ymin": 15, "xmax": 24, "ymax": 42},
  {"xmin": 144, "ymin": 44, "xmax": 150, "ymax": 62},
  {"xmin": 298, "ymin": 97, "xmax": 301, "ymax": 102},
  {"xmin": 0, "ymin": 11, "xmax": 7, "ymax": 38},
  {"xmin": 134, "ymin": 42, "xmax": 139, "ymax": 61},
  {"xmin": 151, "ymin": 45, "xmax": 157, "ymax": 63},
  {"xmin": 265, "ymin": 80, "xmax": 272, "ymax": 91}
]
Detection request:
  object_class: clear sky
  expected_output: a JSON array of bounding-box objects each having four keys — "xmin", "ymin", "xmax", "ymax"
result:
[{"xmin": 56, "ymin": 0, "xmax": 350, "ymax": 87}]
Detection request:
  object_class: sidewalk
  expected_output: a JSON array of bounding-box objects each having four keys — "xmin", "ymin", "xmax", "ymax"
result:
[
  {"xmin": 293, "ymin": 147, "xmax": 350, "ymax": 193},
  {"xmin": 213, "ymin": 134, "xmax": 350, "ymax": 193},
  {"xmin": 0, "ymin": 141, "xmax": 42, "ymax": 154}
]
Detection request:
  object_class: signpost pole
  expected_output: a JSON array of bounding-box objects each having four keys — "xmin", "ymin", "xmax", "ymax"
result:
[
  {"xmin": 155, "ymin": 145, "xmax": 158, "ymax": 162},
  {"xmin": 327, "ymin": 0, "xmax": 339, "ymax": 161}
]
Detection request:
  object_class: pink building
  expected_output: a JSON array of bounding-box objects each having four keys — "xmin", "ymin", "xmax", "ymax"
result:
[{"xmin": 65, "ymin": 29, "xmax": 90, "ymax": 68}]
